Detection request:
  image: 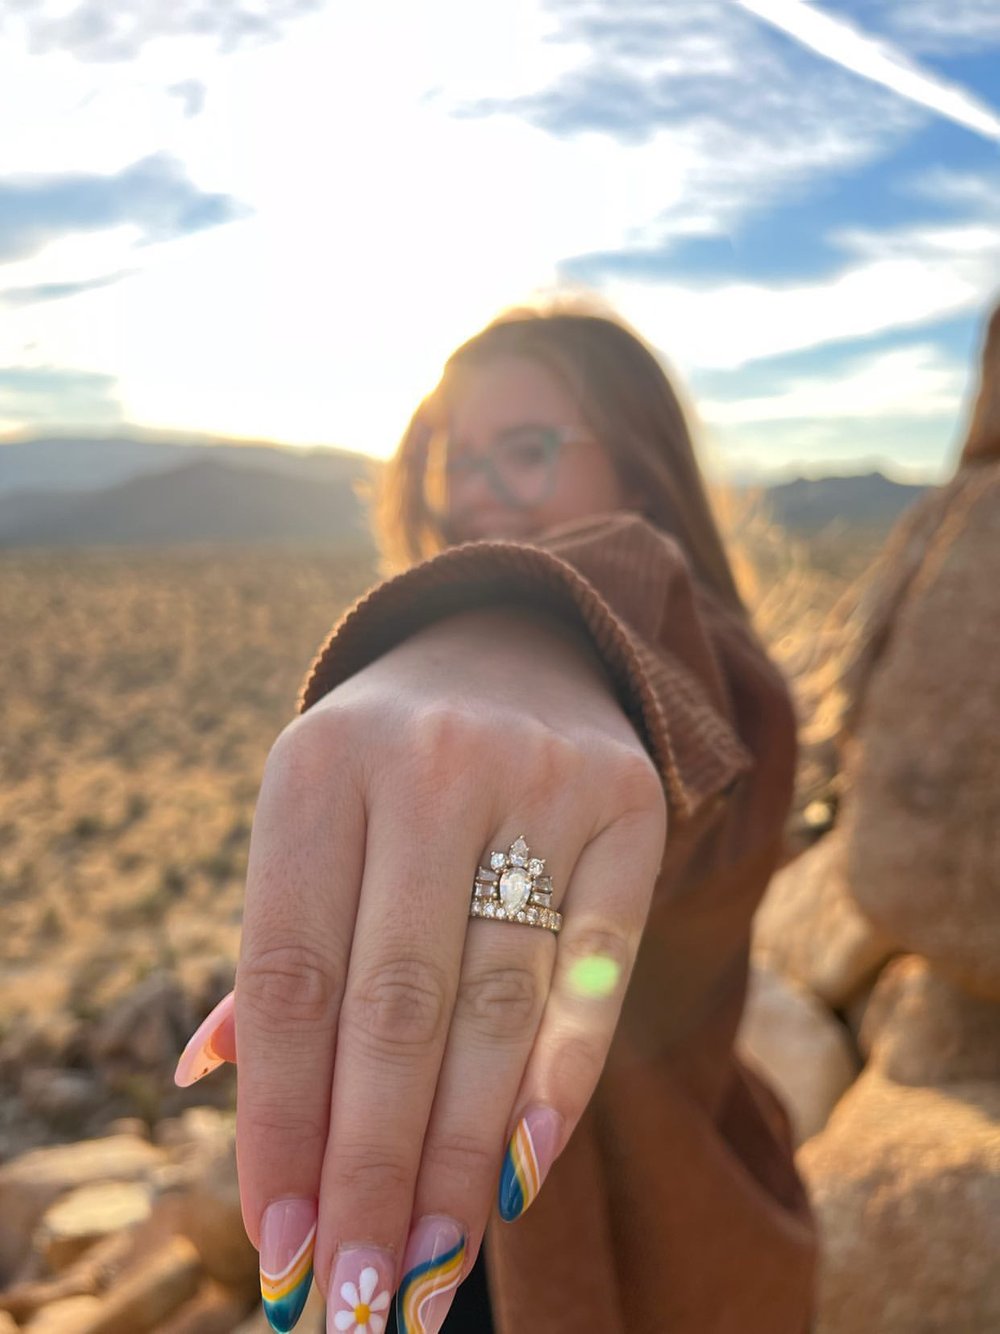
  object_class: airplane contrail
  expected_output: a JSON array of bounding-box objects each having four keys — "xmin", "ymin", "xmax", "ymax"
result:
[{"xmin": 734, "ymin": 0, "xmax": 1000, "ymax": 141}]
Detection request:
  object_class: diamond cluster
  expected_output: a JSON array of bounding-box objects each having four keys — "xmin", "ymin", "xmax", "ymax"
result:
[{"xmin": 472, "ymin": 836, "xmax": 561, "ymax": 933}]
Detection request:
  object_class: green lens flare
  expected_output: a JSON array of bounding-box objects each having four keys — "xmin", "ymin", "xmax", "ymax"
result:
[{"xmin": 566, "ymin": 955, "xmax": 621, "ymax": 999}]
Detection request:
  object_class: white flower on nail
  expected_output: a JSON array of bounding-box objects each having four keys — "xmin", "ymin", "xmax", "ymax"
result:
[{"xmin": 334, "ymin": 1265, "xmax": 390, "ymax": 1333}]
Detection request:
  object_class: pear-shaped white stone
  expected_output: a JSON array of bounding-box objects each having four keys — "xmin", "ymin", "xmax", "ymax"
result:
[{"xmin": 499, "ymin": 867, "xmax": 531, "ymax": 914}]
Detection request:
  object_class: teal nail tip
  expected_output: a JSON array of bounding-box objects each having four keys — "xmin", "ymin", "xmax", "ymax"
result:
[
  {"xmin": 261, "ymin": 1264, "xmax": 313, "ymax": 1332},
  {"xmin": 498, "ymin": 1145, "xmax": 526, "ymax": 1221}
]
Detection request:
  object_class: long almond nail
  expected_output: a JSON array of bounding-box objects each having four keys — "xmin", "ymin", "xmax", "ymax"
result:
[
  {"xmin": 498, "ymin": 1105, "xmax": 562, "ymax": 1222},
  {"xmin": 395, "ymin": 1215, "xmax": 465, "ymax": 1334},
  {"xmin": 173, "ymin": 991, "xmax": 235, "ymax": 1087},
  {"xmin": 327, "ymin": 1247, "xmax": 394, "ymax": 1333},
  {"xmin": 259, "ymin": 1198, "xmax": 317, "ymax": 1332}
]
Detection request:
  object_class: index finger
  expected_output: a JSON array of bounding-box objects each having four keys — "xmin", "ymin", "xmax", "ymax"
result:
[{"xmin": 235, "ymin": 719, "xmax": 365, "ymax": 1327}]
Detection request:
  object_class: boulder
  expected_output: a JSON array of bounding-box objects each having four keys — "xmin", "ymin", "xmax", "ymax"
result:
[
  {"xmin": 89, "ymin": 972, "xmax": 193, "ymax": 1075},
  {"xmin": 153, "ymin": 1279, "xmax": 252, "ymax": 1334},
  {"xmin": 751, "ymin": 829, "xmax": 894, "ymax": 1007},
  {"xmin": 797, "ymin": 1072, "xmax": 1000, "ymax": 1332},
  {"xmin": 959, "ymin": 300, "xmax": 1000, "ymax": 466},
  {"xmin": 34, "ymin": 1181, "xmax": 152, "ymax": 1272},
  {"xmin": 860, "ymin": 954, "xmax": 1000, "ymax": 1085},
  {"xmin": 151, "ymin": 1122, "xmax": 257, "ymax": 1294},
  {"xmin": 0, "ymin": 1135, "xmax": 163, "ymax": 1278},
  {"xmin": 735, "ymin": 964, "xmax": 857, "ymax": 1146},
  {"xmin": 18, "ymin": 1070, "xmax": 103, "ymax": 1132},
  {"xmin": 22, "ymin": 1296, "xmax": 105, "ymax": 1333},
  {"xmin": 841, "ymin": 462, "xmax": 1000, "ymax": 1001},
  {"xmin": 0, "ymin": 1228, "xmax": 136, "ymax": 1325},
  {"xmin": 54, "ymin": 1234, "xmax": 202, "ymax": 1334}
]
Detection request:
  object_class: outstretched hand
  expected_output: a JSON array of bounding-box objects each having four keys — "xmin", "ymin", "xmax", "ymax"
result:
[{"xmin": 179, "ymin": 605, "xmax": 666, "ymax": 1333}]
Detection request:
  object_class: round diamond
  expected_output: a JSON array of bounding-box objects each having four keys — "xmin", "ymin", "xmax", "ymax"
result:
[
  {"xmin": 527, "ymin": 858, "xmax": 544, "ymax": 876},
  {"xmin": 490, "ymin": 851, "xmax": 506, "ymax": 871},
  {"xmin": 484, "ymin": 903, "xmax": 495, "ymax": 917}
]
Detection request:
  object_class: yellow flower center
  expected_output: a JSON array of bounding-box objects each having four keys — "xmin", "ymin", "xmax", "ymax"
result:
[{"xmin": 354, "ymin": 1303, "xmax": 371, "ymax": 1323}]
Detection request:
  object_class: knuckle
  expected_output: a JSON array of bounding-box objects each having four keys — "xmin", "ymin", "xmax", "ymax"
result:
[
  {"xmin": 611, "ymin": 750, "xmax": 666, "ymax": 818},
  {"xmin": 529, "ymin": 731, "xmax": 580, "ymax": 794},
  {"xmin": 349, "ymin": 955, "xmax": 450, "ymax": 1055},
  {"xmin": 239, "ymin": 942, "xmax": 342, "ymax": 1029},
  {"xmin": 421, "ymin": 1130, "xmax": 496, "ymax": 1190},
  {"xmin": 412, "ymin": 705, "xmax": 480, "ymax": 763},
  {"xmin": 241, "ymin": 1104, "xmax": 328, "ymax": 1148},
  {"xmin": 385, "ymin": 708, "xmax": 481, "ymax": 810},
  {"xmin": 551, "ymin": 1029, "xmax": 607, "ymax": 1092},
  {"xmin": 329, "ymin": 1143, "xmax": 412, "ymax": 1203},
  {"xmin": 455, "ymin": 962, "xmax": 543, "ymax": 1044},
  {"xmin": 267, "ymin": 710, "xmax": 338, "ymax": 778}
]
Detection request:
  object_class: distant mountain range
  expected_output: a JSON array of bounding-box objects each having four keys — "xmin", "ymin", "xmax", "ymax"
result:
[{"xmin": 0, "ymin": 435, "xmax": 931, "ymax": 548}]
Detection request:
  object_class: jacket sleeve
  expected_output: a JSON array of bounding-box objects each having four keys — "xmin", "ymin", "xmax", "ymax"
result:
[{"xmin": 299, "ymin": 510, "xmax": 778, "ymax": 832}]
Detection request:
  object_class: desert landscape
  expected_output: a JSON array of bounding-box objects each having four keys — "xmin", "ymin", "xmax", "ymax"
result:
[{"xmin": 0, "ymin": 348, "xmax": 997, "ymax": 1332}]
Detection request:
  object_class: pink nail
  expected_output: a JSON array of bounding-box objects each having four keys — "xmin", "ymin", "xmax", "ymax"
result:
[
  {"xmin": 395, "ymin": 1215, "xmax": 466, "ymax": 1334},
  {"xmin": 498, "ymin": 1105, "xmax": 563, "ymax": 1221},
  {"xmin": 327, "ymin": 1246, "xmax": 394, "ymax": 1333},
  {"xmin": 260, "ymin": 1198, "xmax": 317, "ymax": 1332},
  {"xmin": 173, "ymin": 991, "xmax": 235, "ymax": 1087}
]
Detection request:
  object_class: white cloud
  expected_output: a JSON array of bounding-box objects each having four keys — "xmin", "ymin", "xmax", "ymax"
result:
[
  {"xmin": 458, "ymin": 0, "xmax": 920, "ymax": 246},
  {"xmin": 698, "ymin": 343, "xmax": 965, "ymax": 425},
  {"xmin": 734, "ymin": 0, "xmax": 1000, "ymax": 140},
  {"xmin": 899, "ymin": 166, "xmax": 1000, "ymax": 211},
  {"xmin": 882, "ymin": 0, "xmax": 1000, "ymax": 54},
  {"xmin": 606, "ymin": 222, "xmax": 1000, "ymax": 372}
]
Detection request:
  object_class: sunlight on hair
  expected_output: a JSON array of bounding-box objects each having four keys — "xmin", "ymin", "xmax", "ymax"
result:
[{"xmin": 566, "ymin": 954, "xmax": 622, "ymax": 1000}]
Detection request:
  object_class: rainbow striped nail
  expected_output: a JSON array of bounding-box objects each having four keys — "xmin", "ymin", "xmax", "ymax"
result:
[
  {"xmin": 259, "ymin": 1198, "xmax": 316, "ymax": 1332},
  {"xmin": 395, "ymin": 1216, "xmax": 465, "ymax": 1334},
  {"xmin": 498, "ymin": 1106, "xmax": 562, "ymax": 1222}
]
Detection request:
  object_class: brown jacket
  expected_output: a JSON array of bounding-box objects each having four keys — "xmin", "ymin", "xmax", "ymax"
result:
[{"xmin": 300, "ymin": 510, "xmax": 819, "ymax": 1334}]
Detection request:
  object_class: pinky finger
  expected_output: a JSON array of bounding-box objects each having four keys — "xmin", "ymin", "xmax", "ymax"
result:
[
  {"xmin": 174, "ymin": 991, "xmax": 237, "ymax": 1087},
  {"xmin": 498, "ymin": 907, "xmax": 650, "ymax": 1221}
]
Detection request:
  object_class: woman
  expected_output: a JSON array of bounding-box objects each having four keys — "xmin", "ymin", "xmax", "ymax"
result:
[{"xmin": 176, "ymin": 296, "xmax": 819, "ymax": 1333}]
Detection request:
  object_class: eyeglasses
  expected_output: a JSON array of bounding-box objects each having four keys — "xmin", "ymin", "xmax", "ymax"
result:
[{"xmin": 425, "ymin": 424, "xmax": 596, "ymax": 511}]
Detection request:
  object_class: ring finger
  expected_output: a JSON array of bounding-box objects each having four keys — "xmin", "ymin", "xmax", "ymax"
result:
[{"xmin": 404, "ymin": 812, "xmax": 661, "ymax": 1329}]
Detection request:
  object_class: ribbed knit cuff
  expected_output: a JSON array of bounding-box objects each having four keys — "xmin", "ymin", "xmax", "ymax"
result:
[{"xmin": 298, "ymin": 541, "xmax": 752, "ymax": 822}]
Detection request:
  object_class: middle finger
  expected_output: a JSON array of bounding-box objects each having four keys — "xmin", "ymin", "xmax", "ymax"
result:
[{"xmin": 314, "ymin": 796, "xmax": 499, "ymax": 1326}]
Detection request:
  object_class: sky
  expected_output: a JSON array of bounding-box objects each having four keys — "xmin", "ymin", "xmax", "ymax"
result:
[{"xmin": 2, "ymin": 0, "xmax": 999, "ymax": 482}]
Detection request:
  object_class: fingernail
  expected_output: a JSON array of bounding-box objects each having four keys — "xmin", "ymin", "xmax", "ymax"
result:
[
  {"xmin": 327, "ymin": 1247, "xmax": 394, "ymax": 1333},
  {"xmin": 259, "ymin": 1198, "xmax": 317, "ymax": 1333},
  {"xmin": 395, "ymin": 1215, "xmax": 466, "ymax": 1334},
  {"xmin": 498, "ymin": 1105, "xmax": 563, "ymax": 1222},
  {"xmin": 173, "ymin": 991, "xmax": 235, "ymax": 1087}
]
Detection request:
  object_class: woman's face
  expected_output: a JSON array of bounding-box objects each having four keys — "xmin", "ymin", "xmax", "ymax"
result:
[{"xmin": 439, "ymin": 354, "xmax": 631, "ymax": 543}]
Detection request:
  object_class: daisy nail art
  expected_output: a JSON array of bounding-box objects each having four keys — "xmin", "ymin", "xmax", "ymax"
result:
[{"xmin": 328, "ymin": 1253, "xmax": 393, "ymax": 1334}]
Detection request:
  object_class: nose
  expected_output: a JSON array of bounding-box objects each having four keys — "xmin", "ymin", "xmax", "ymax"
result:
[{"xmin": 448, "ymin": 456, "xmax": 513, "ymax": 514}]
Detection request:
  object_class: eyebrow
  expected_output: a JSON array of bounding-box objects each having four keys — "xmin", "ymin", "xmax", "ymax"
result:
[{"xmin": 444, "ymin": 421, "xmax": 555, "ymax": 450}]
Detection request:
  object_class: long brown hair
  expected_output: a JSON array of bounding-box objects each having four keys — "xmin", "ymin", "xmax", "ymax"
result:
[{"xmin": 374, "ymin": 293, "xmax": 748, "ymax": 619}]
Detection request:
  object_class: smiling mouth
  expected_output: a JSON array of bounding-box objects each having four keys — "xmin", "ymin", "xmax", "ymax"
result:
[{"xmin": 452, "ymin": 507, "xmax": 528, "ymax": 539}]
